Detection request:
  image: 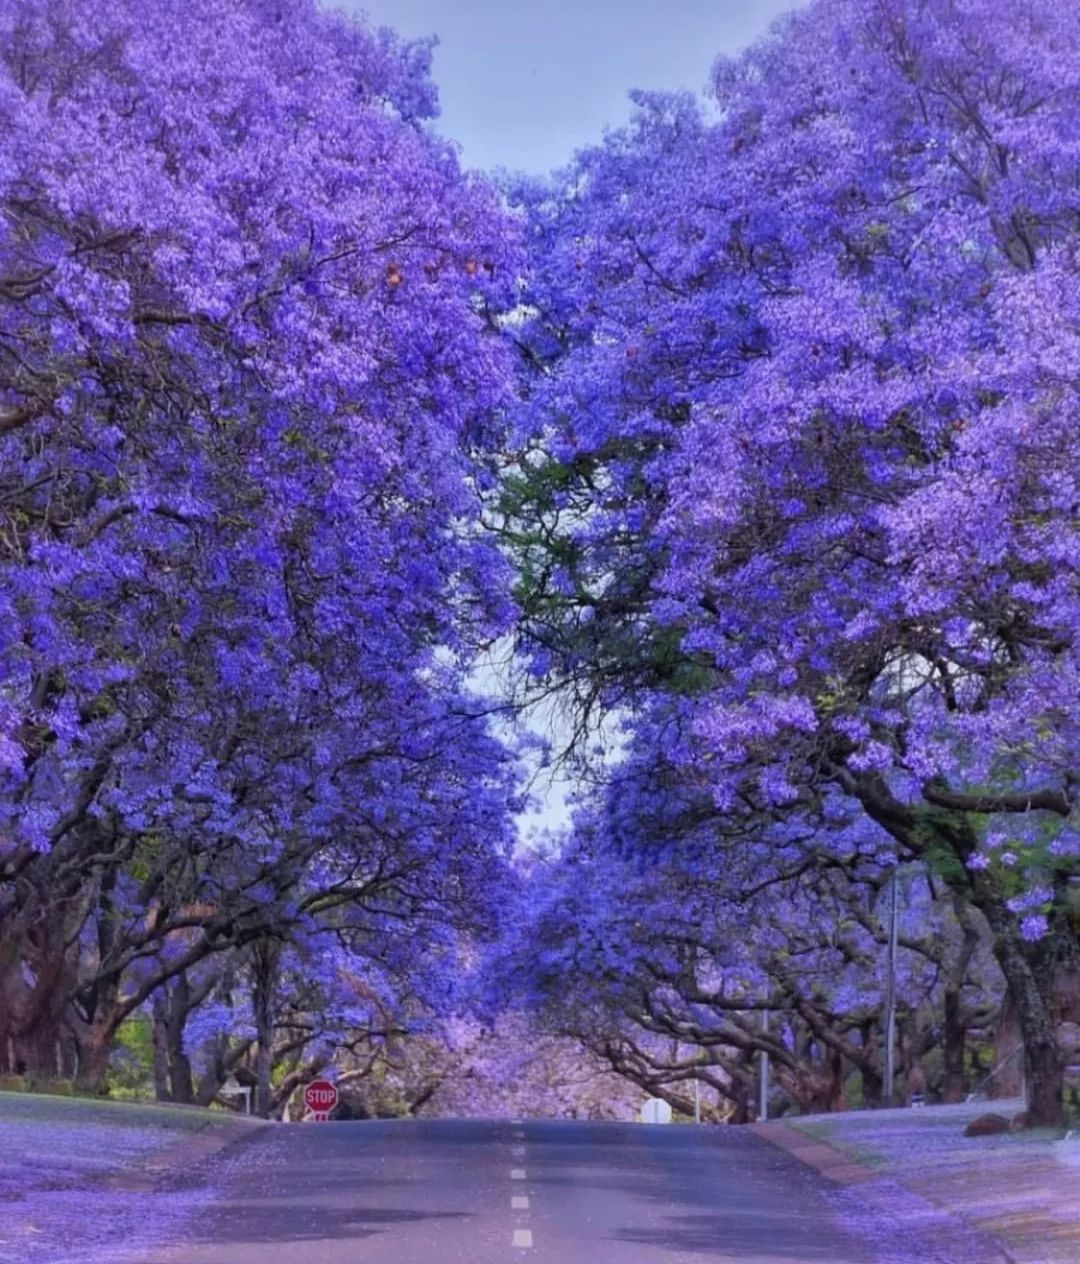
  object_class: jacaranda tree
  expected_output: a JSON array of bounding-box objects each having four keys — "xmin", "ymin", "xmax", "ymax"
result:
[
  {"xmin": 503, "ymin": 0, "xmax": 1080, "ymax": 1123},
  {"xmin": 0, "ymin": 0, "xmax": 521, "ymax": 1096}
]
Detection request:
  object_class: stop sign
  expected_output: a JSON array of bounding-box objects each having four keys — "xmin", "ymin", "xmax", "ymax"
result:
[{"xmin": 304, "ymin": 1079, "xmax": 338, "ymax": 1117}]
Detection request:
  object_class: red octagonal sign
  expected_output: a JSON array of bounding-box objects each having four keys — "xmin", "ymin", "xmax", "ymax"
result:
[{"xmin": 304, "ymin": 1079, "xmax": 338, "ymax": 1118}]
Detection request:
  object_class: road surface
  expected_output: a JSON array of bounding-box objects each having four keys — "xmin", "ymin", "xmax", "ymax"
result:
[{"xmin": 150, "ymin": 1119, "xmax": 909, "ymax": 1264}]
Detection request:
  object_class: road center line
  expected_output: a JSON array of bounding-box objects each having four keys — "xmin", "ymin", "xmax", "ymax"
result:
[
  {"xmin": 512, "ymin": 1228, "xmax": 534, "ymax": 1248},
  {"xmin": 512, "ymin": 1145, "xmax": 526, "ymax": 1156},
  {"xmin": 510, "ymin": 1167, "xmax": 527, "ymax": 1180},
  {"xmin": 512, "ymin": 1195, "xmax": 530, "ymax": 1210}
]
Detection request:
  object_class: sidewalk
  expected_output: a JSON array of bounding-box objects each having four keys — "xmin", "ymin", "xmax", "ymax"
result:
[{"xmin": 752, "ymin": 1099, "xmax": 1080, "ymax": 1264}]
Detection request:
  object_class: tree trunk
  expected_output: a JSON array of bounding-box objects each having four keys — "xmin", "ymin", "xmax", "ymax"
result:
[
  {"xmin": 990, "ymin": 986, "xmax": 1025, "ymax": 1099},
  {"xmin": 1026, "ymin": 1035, "xmax": 1064, "ymax": 1128},
  {"xmin": 152, "ymin": 994, "xmax": 171, "ymax": 1101},
  {"xmin": 857, "ymin": 1023, "xmax": 884, "ymax": 1108},
  {"xmin": 984, "ymin": 913, "xmax": 1063, "ymax": 1126},
  {"xmin": 166, "ymin": 977, "xmax": 195, "ymax": 1104},
  {"xmin": 942, "ymin": 989, "xmax": 967, "ymax": 1102},
  {"xmin": 0, "ymin": 908, "xmax": 77, "ymax": 1082},
  {"xmin": 251, "ymin": 939, "xmax": 282, "ymax": 1119},
  {"xmin": 780, "ymin": 1050, "xmax": 846, "ymax": 1114},
  {"xmin": 73, "ymin": 1031, "xmax": 112, "ymax": 1095},
  {"xmin": 10, "ymin": 1019, "xmax": 67, "ymax": 1082}
]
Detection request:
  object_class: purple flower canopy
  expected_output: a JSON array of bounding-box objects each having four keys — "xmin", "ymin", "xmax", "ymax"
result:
[
  {"xmin": 0, "ymin": 0, "xmax": 521, "ymax": 1095},
  {"xmin": 0, "ymin": 0, "xmax": 1078, "ymax": 1125},
  {"xmin": 503, "ymin": 0, "xmax": 1079, "ymax": 1123}
]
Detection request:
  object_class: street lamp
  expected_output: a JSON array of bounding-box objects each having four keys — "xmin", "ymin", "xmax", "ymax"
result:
[
  {"xmin": 759, "ymin": 1009, "xmax": 770, "ymax": 1121},
  {"xmin": 883, "ymin": 868, "xmax": 900, "ymax": 1105}
]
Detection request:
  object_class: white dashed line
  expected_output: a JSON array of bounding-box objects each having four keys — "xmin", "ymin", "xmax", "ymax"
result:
[
  {"xmin": 513, "ymin": 1130, "xmax": 525, "ymax": 1140},
  {"xmin": 512, "ymin": 1195, "xmax": 529, "ymax": 1210},
  {"xmin": 512, "ymin": 1145, "xmax": 526, "ymax": 1157},
  {"xmin": 510, "ymin": 1167, "xmax": 527, "ymax": 1180},
  {"xmin": 512, "ymin": 1228, "xmax": 534, "ymax": 1248}
]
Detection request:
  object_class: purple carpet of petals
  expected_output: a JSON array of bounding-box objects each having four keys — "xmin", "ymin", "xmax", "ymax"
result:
[
  {"xmin": 828, "ymin": 1174, "xmax": 1015, "ymax": 1264},
  {"xmin": 795, "ymin": 1101, "xmax": 1080, "ymax": 1264},
  {"xmin": 0, "ymin": 1097, "xmax": 225, "ymax": 1264}
]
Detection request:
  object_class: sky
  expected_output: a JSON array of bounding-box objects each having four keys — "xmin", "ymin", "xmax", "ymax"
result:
[{"xmin": 339, "ymin": 0, "xmax": 799, "ymax": 174}]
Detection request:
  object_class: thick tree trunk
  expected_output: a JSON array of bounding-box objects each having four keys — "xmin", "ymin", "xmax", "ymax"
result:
[
  {"xmin": 990, "ymin": 987, "xmax": 1025, "ymax": 1099},
  {"xmin": 781, "ymin": 1050, "xmax": 847, "ymax": 1113},
  {"xmin": 70, "ymin": 976, "xmax": 128, "ymax": 1097},
  {"xmin": 254, "ymin": 1029, "xmax": 274, "ymax": 1118},
  {"xmin": 1026, "ymin": 1036, "xmax": 1064, "ymax": 1128},
  {"xmin": 152, "ymin": 995, "xmax": 171, "ymax": 1101},
  {"xmin": 984, "ymin": 912, "xmax": 1064, "ymax": 1126},
  {"xmin": 729, "ymin": 1091, "xmax": 750, "ymax": 1124},
  {"xmin": 195, "ymin": 1033, "xmax": 245, "ymax": 1109},
  {"xmin": 9, "ymin": 1020, "xmax": 67, "ymax": 1081},
  {"xmin": 169, "ymin": 1045, "xmax": 195, "ymax": 1102},
  {"xmin": 251, "ymin": 939, "xmax": 282, "ymax": 1119},
  {"xmin": 166, "ymin": 977, "xmax": 196, "ymax": 1104},
  {"xmin": 858, "ymin": 1024, "xmax": 884, "ymax": 1108},
  {"xmin": 73, "ymin": 1031, "xmax": 112, "ymax": 1095},
  {"xmin": 0, "ymin": 911, "xmax": 76, "ymax": 1081},
  {"xmin": 941, "ymin": 989, "xmax": 967, "ymax": 1102}
]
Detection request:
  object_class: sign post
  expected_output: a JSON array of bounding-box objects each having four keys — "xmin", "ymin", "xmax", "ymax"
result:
[
  {"xmin": 303, "ymin": 1079, "xmax": 339, "ymax": 1122},
  {"xmin": 220, "ymin": 1073, "xmax": 253, "ymax": 1116}
]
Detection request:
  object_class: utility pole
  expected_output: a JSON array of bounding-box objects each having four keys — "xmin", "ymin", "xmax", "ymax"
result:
[
  {"xmin": 758, "ymin": 1010, "xmax": 770, "ymax": 1122},
  {"xmin": 883, "ymin": 868, "xmax": 899, "ymax": 1105}
]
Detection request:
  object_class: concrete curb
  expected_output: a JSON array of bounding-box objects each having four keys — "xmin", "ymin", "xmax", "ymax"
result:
[
  {"xmin": 749, "ymin": 1119, "xmax": 1020, "ymax": 1264},
  {"xmin": 749, "ymin": 1120, "xmax": 881, "ymax": 1187}
]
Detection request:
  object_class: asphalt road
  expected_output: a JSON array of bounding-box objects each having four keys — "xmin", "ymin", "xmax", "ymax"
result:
[{"xmin": 149, "ymin": 1119, "xmax": 901, "ymax": 1264}]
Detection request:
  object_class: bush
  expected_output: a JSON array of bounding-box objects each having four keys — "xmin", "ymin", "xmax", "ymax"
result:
[{"xmin": 108, "ymin": 1019, "xmax": 154, "ymax": 1097}]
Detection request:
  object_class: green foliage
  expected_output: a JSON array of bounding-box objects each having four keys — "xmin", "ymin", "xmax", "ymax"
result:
[
  {"xmin": 0, "ymin": 1075, "xmax": 75, "ymax": 1097},
  {"xmin": 107, "ymin": 1018, "xmax": 155, "ymax": 1098},
  {"xmin": 916, "ymin": 819, "xmax": 975, "ymax": 884}
]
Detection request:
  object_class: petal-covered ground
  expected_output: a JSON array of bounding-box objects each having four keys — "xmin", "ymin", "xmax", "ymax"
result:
[
  {"xmin": 0, "ymin": 1093, "xmax": 253, "ymax": 1264},
  {"xmin": 785, "ymin": 1100, "xmax": 1080, "ymax": 1264}
]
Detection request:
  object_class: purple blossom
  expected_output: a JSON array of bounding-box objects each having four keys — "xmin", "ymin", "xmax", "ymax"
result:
[
  {"xmin": 503, "ymin": 0, "xmax": 1080, "ymax": 1124},
  {"xmin": 1020, "ymin": 914, "xmax": 1049, "ymax": 942}
]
